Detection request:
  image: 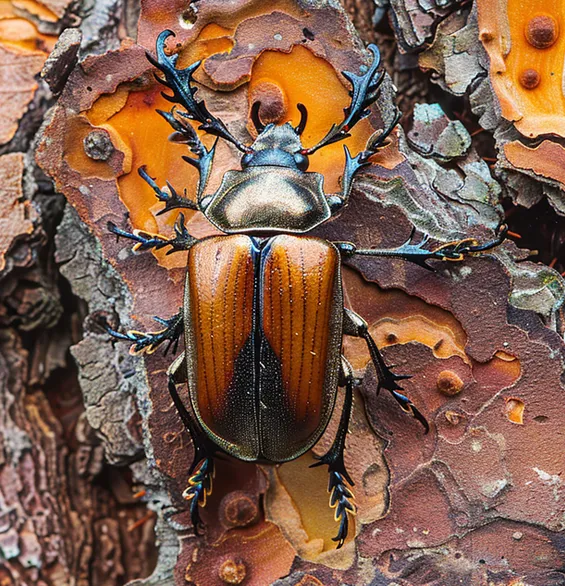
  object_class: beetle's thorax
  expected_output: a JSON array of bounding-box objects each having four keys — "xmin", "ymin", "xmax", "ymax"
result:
[{"xmin": 201, "ymin": 124, "xmax": 332, "ymax": 235}]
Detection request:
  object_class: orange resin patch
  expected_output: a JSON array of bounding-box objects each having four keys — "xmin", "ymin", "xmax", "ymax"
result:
[
  {"xmin": 504, "ymin": 140, "xmax": 565, "ymax": 185},
  {"xmin": 478, "ymin": 0, "xmax": 565, "ymax": 137},
  {"xmin": 505, "ymin": 397, "xmax": 525, "ymax": 424}
]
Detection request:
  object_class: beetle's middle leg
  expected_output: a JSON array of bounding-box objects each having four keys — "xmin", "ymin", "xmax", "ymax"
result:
[
  {"xmin": 108, "ymin": 211, "xmax": 198, "ymax": 255},
  {"xmin": 343, "ymin": 308, "xmax": 429, "ymax": 433},
  {"xmin": 168, "ymin": 352, "xmax": 217, "ymax": 533},
  {"xmin": 310, "ymin": 356, "xmax": 357, "ymax": 549},
  {"xmin": 333, "ymin": 223, "xmax": 508, "ymax": 270},
  {"xmin": 106, "ymin": 310, "xmax": 184, "ymax": 355}
]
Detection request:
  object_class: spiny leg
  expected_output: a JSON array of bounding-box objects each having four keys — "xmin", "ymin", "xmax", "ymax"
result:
[
  {"xmin": 108, "ymin": 211, "xmax": 198, "ymax": 255},
  {"xmin": 106, "ymin": 310, "xmax": 183, "ymax": 355},
  {"xmin": 168, "ymin": 352, "xmax": 216, "ymax": 533},
  {"xmin": 334, "ymin": 223, "xmax": 508, "ymax": 271},
  {"xmin": 148, "ymin": 30, "xmax": 250, "ymax": 153},
  {"xmin": 138, "ymin": 164, "xmax": 199, "ymax": 215},
  {"xmin": 152, "ymin": 107, "xmax": 217, "ymax": 205},
  {"xmin": 328, "ymin": 111, "xmax": 401, "ymax": 212},
  {"xmin": 343, "ymin": 308, "xmax": 429, "ymax": 433},
  {"xmin": 311, "ymin": 356, "xmax": 357, "ymax": 548},
  {"xmin": 106, "ymin": 210, "xmax": 196, "ymax": 354}
]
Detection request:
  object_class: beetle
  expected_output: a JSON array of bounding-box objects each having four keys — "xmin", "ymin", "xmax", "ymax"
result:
[{"xmin": 106, "ymin": 30, "xmax": 506, "ymax": 547}]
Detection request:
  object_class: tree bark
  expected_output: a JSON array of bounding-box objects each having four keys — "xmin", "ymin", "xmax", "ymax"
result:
[{"xmin": 2, "ymin": 0, "xmax": 565, "ymax": 585}]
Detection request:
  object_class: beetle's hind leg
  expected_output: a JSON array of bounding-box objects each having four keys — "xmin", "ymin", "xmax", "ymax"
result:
[
  {"xmin": 311, "ymin": 356, "xmax": 357, "ymax": 548},
  {"xmin": 343, "ymin": 308, "xmax": 429, "ymax": 433},
  {"xmin": 105, "ymin": 310, "xmax": 184, "ymax": 355},
  {"xmin": 168, "ymin": 352, "xmax": 217, "ymax": 533}
]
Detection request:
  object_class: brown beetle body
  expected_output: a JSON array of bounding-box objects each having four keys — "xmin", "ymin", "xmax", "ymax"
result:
[
  {"xmin": 107, "ymin": 30, "xmax": 505, "ymax": 547},
  {"xmin": 185, "ymin": 234, "xmax": 342, "ymax": 462}
]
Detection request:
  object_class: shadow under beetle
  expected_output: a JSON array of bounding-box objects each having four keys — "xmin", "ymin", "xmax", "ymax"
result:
[{"xmin": 107, "ymin": 30, "xmax": 506, "ymax": 547}]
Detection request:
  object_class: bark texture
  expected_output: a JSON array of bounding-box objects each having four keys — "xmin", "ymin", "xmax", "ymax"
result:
[{"xmin": 1, "ymin": 0, "xmax": 564, "ymax": 585}]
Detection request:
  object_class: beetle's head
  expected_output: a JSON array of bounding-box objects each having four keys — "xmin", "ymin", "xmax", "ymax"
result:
[{"xmin": 241, "ymin": 103, "xmax": 309, "ymax": 172}]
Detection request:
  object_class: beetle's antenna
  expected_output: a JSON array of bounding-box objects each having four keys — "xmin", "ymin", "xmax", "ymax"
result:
[
  {"xmin": 250, "ymin": 101, "xmax": 266, "ymax": 134},
  {"xmin": 295, "ymin": 103, "xmax": 308, "ymax": 135}
]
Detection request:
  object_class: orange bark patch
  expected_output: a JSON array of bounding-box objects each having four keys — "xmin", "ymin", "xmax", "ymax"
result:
[
  {"xmin": 64, "ymin": 115, "xmax": 131, "ymax": 180},
  {"xmin": 342, "ymin": 268, "xmax": 468, "ymax": 370},
  {"xmin": 505, "ymin": 397, "xmax": 525, "ymax": 424},
  {"xmin": 478, "ymin": 0, "xmax": 565, "ymax": 137},
  {"xmin": 0, "ymin": 16, "xmax": 50, "ymax": 51},
  {"xmin": 0, "ymin": 43, "xmax": 45, "ymax": 145},
  {"xmin": 473, "ymin": 351, "xmax": 521, "ymax": 392},
  {"xmin": 91, "ymin": 87, "xmax": 203, "ymax": 231},
  {"xmin": 269, "ymin": 453, "xmax": 357, "ymax": 563},
  {"xmin": 263, "ymin": 391, "xmax": 387, "ymax": 567},
  {"xmin": 11, "ymin": 0, "xmax": 62, "ymax": 22},
  {"xmin": 0, "ymin": 153, "xmax": 37, "ymax": 271},
  {"xmin": 176, "ymin": 23, "xmax": 234, "ymax": 68},
  {"xmin": 504, "ymin": 139, "xmax": 565, "ymax": 185},
  {"xmin": 0, "ymin": 2, "xmax": 60, "ymax": 51}
]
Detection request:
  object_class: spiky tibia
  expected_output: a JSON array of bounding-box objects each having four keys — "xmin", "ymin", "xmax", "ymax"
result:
[
  {"xmin": 105, "ymin": 312, "xmax": 183, "ymax": 355},
  {"xmin": 108, "ymin": 212, "xmax": 197, "ymax": 254},
  {"xmin": 183, "ymin": 457, "xmax": 215, "ymax": 533},
  {"xmin": 335, "ymin": 222, "xmax": 508, "ymax": 271},
  {"xmin": 342, "ymin": 308, "xmax": 429, "ymax": 433},
  {"xmin": 138, "ymin": 164, "xmax": 199, "ymax": 214},
  {"xmin": 328, "ymin": 471, "xmax": 357, "ymax": 548},
  {"xmin": 167, "ymin": 359, "xmax": 219, "ymax": 536},
  {"xmin": 311, "ymin": 357, "xmax": 357, "ymax": 547}
]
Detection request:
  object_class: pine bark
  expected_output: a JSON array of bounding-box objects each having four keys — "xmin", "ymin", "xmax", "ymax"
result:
[{"xmin": 2, "ymin": 1, "xmax": 565, "ymax": 585}]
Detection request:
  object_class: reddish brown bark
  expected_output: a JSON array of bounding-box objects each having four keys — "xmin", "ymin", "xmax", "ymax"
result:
[{"xmin": 2, "ymin": 0, "xmax": 564, "ymax": 585}]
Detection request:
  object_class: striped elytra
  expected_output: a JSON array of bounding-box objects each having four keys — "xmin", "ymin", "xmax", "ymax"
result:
[{"xmin": 184, "ymin": 234, "xmax": 343, "ymax": 461}]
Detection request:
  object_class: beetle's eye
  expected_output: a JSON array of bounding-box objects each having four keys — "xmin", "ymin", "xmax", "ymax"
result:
[
  {"xmin": 241, "ymin": 153, "xmax": 253, "ymax": 168},
  {"xmin": 294, "ymin": 153, "xmax": 309, "ymax": 171}
]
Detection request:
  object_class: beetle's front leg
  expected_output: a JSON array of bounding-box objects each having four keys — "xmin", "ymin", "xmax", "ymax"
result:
[
  {"xmin": 168, "ymin": 353, "xmax": 216, "ymax": 533},
  {"xmin": 343, "ymin": 308, "xmax": 429, "ymax": 433},
  {"xmin": 106, "ymin": 310, "xmax": 184, "ymax": 355},
  {"xmin": 334, "ymin": 223, "xmax": 508, "ymax": 270},
  {"xmin": 328, "ymin": 112, "xmax": 401, "ymax": 213},
  {"xmin": 108, "ymin": 212, "xmax": 198, "ymax": 254},
  {"xmin": 310, "ymin": 356, "xmax": 357, "ymax": 549}
]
